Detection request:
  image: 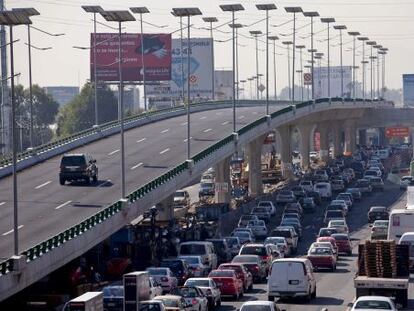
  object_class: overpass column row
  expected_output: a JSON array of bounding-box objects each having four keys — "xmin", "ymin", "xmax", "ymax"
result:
[
  {"xmin": 214, "ymin": 157, "xmax": 231, "ymax": 204},
  {"xmin": 333, "ymin": 123, "xmax": 343, "ymax": 158},
  {"xmin": 358, "ymin": 129, "xmax": 367, "ymax": 146},
  {"xmin": 318, "ymin": 123, "xmax": 330, "ymax": 163},
  {"xmin": 247, "ymin": 135, "xmax": 266, "ymax": 197},
  {"xmin": 297, "ymin": 123, "xmax": 313, "ymax": 170},
  {"xmin": 344, "ymin": 121, "xmax": 357, "ymax": 153},
  {"xmin": 277, "ymin": 126, "xmax": 294, "ymax": 179}
]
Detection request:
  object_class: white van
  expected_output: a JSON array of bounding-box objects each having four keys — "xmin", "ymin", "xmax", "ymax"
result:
[
  {"xmin": 387, "ymin": 209, "xmax": 414, "ymax": 241},
  {"xmin": 178, "ymin": 241, "xmax": 218, "ymax": 271},
  {"xmin": 398, "ymin": 232, "xmax": 414, "ymax": 271},
  {"xmin": 314, "ymin": 182, "xmax": 332, "ymax": 200},
  {"xmin": 267, "ymin": 258, "xmax": 316, "ymax": 301}
]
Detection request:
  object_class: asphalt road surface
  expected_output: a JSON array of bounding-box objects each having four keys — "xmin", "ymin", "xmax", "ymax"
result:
[
  {"xmin": 215, "ymin": 183, "xmax": 412, "ymax": 311},
  {"xmin": 0, "ymin": 106, "xmax": 279, "ymax": 260}
]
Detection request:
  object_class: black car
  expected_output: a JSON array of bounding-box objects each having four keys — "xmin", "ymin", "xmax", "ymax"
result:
[
  {"xmin": 103, "ymin": 283, "xmax": 123, "ymax": 311},
  {"xmin": 59, "ymin": 153, "xmax": 98, "ymax": 185},
  {"xmin": 199, "ymin": 182, "xmax": 215, "ymax": 198},
  {"xmin": 368, "ymin": 206, "xmax": 389, "ymax": 223},
  {"xmin": 302, "ymin": 197, "xmax": 316, "ymax": 213},
  {"xmin": 160, "ymin": 259, "xmax": 191, "ymax": 285},
  {"xmin": 206, "ymin": 238, "xmax": 232, "ymax": 264},
  {"xmin": 306, "ymin": 191, "xmax": 322, "ymax": 205}
]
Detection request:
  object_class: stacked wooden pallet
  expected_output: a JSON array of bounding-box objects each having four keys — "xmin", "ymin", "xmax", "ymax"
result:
[{"xmin": 362, "ymin": 240, "xmax": 397, "ymax": 278}]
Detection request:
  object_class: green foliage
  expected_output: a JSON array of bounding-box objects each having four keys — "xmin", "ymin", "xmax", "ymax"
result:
[{"xmin": 56, "ymin": 83, "xmax": 118, "ymax": 137}]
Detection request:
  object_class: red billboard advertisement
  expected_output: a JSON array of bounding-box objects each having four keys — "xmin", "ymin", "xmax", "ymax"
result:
[
  {"xmin": 314, "ymin": 132, "xmax": 321, "ymax": 151},
  {"xmin": 385, "ymin": 127, "xmax": 410, "ymax": 138},
  {"xmin": 91, "ymin": 33, "xmax": 172, "ymax": 82}
]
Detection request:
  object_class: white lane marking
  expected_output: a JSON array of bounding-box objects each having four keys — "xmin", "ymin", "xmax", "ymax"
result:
[
  {"xmin": 183, "ymin": 137, "xmax": 193, "ymax": 142},
  {"xmin": 238, "ymin": 115, "xmax": 245, "ymax": 119},
  {"xmin": 108, "ymin": 149, "xmax": 120, "ymax": 156},
  {"xmin": 161, "ymin": 129, "xmax": 170, "ymax": 134},
  {"xmin": 35, "ymin": 181, "xmax": 51, "ymax": 189},
  {"xmin": 98, "ymin": 179, "xmax": 111, "ymax": 188},
  {"xmin": 137, "ymin": 138, "xmax": 146, "ymax": 143},
  {"xmin": 0, "ymin": 202, "xmax": 5, "ymax": 206},
  {"xmin": 181, "ymin": 122, "xmax": 188, "ymax": 126},
  {"xmin": 222, "ymin": 121, "xmax": 230, "ymax": 125},
  {"xmin": 55, "ymin": 200, "xmax": 72, "ymax": 210},
  {"xmin": 159, "ymin": 148, "xmax": 170, "ymax": 155},
  {"xmin": 199, "ymin": 116, "xmax": 207, "ymax": 120},
  {"xmin": 131, "ymin": 162, "xmax": 143, "ymax": 170},
  {"xmin": 2, "ymin": 225, "xmax": 23, "ymax": 236},
  {"xmin": 203, "ymin": 128, "xmax": 212, "ymax": 133},
  {"xmin": 252, "ymin": 111, "xmax": 258, "ymax": 115}
]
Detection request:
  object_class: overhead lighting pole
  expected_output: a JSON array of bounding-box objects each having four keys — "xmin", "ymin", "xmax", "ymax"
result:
[
  {"xmin": 296, "ymin": 44, "xmax": 305, "ymax": 101},
  {"xmin": 374, "ymin": 44, "xmax": 382, "ymax": 99},
  {"xmin": 0, "ymin": 9, "xmax": 33, "ymax": 256},
  {"xmin": 100, "ymin": 10, "xmax": 135, "ymax": 198},
  {"xmin": 257, "ymin": 4, "xmax": 277, "ymax": 115},
  {"xmin": 130, "ymin": 7, "xmax": 150, "ymax": 111},
  {"xmin": 303, "ymin": 11, "xmax": 319, "ymax": 100},
  {"xmin": 240, "ymin": 79, "xmax": 246, "ymax": 99},
  {"xmin": 348, "ymin": 31, "xmax": 360, "ymax": 100},
  {"xmin": 229, "ymin": 23, "xmax": 243, "ymax": 100},
  {"xmin": 379, "ymin": 47, "xmax": 388, "ymax": 98},
  {"xmin": 268, "ymin": 35, "xmax": 279, "ymax": 101},
  {"xmin": 220, "ymin": 4, "xmax": 244, "ymax": 134},
  {"xmin": 285, "ymin": 7, "xmax": 303, "ymax": 105},
  {"xmin": 358, "ymin": 36, "xmax": 369, "ymax": 101},
  {"xmin": 314, "ymin": 52, "xmax": 324, "ymax": 99},
  {"xmin": 320, "ymin": 17, "xmax": 335, "ymax": 101},
  {"xmin": 366, "ymin": 40, "xmax": 376, "ymax": 100},
  {"xmin": 282, "ymin": 41, "xmax": 293, "ymax": 101},
  {"xmin": 172, "ymin": 8, "xmax": 202, "ymax": 160},
  {"xmin": 249, "ymin": 30, "xmax": 262, "ymax": 100},
  {"xmin": 202, "ymin": 17, "xmax": 218, "ymax": 100},
  {"xmin": 333, "ymin": 25, "xmax": 347, "ymax": 99}
]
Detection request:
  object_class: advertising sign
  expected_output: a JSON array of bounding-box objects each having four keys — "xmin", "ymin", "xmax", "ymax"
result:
[
  {"xmin": 314, "ymin": 66, "xmax": 352, "ymax": 99},
  {"xmin": 403, "ymin": 74, "xmax": 414, "ymax": 107},
  {"xmin": 147, "ymin": 38, "xmax": 213, "ymax": 100},
  {"xmin": 91, "ymin": 33, "xmax": 172, "ymax": 82},
  {"xmin": 385, "ymin": 127, "xmax": 410, "ymax": 138}
]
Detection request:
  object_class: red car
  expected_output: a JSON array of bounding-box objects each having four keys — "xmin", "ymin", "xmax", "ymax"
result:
[
  {"xmin": 317, "ymin": 236, "xmax": 339, "ymax": 257},
  {"xmin": 218, "ymin": 263, "xmax": 253, "ymax": 291},
  {"xmin": 307, "ymin": 246, "xmax": 337, "ymax": 271},
  {"xmin": 331, "ymin": 233, "xmax": 352, "ymax": 255},
  {"xmin": 208, "ymin": 269, "xmax": 244, "ymax": 299}
]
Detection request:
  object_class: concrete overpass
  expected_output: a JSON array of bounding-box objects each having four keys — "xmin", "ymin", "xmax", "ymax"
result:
[{"xmin": 0, "ymin": 98, "xmax": 401, "ymax": 301}]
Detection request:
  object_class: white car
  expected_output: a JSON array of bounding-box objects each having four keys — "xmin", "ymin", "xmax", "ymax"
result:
[
  {"xmin": 150, "ymin": 277, "xmax": 163, "ymax": 299},
  {"xmin": 178, "ymin": 256, "xmax": 209, "ymax": 277},
  {"xmin": 328, "ymin": 219, "xmax": 349, "ymax": 234},
  {"xmin": 146, "ymin": 267, "xmax": 178, "ymax": 293},
  {"xmin": 184, "ymin": 278, "xmax": 221, "ymax": 308},
  {"xmin": 171, "ymin": 286, "xmax": 209, "ymax": 311},
  {"xmin": 257, "ymin": 201, "xmax": 276, "ymax": 216},
  {"xmin": 240, "ymin": 301, "xmax": 283, "ymax": 311},
  {"xmin": 299, "ymin": 180, "xmax": 313, "ymax": 192},
  {"xmin": 400, "ymin": 175, "xmax": 413, "ymax": 190},
  {"xmin": 264, "ymin": 237, "xmax": 290, "ymax": 257},
  {"xmin": 246, "ymin": 220, "xmax": 268, "ymax": 238},
  {"xmin": 351, "ymin": 296, "xmax": 397, "ymax": 311}
]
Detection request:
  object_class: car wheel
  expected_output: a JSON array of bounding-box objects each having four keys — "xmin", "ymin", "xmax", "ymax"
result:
[
  {"xmin": 233, "ymin": 292, "xmax": 239, "ymax": 300},
  {"xmin": 248, "ymin": 283, "xmax": 253, "ymax": 291},
  {"xmin": 311, "ymin": 286, "xmax": 317, "ymax": 299},
  {"xmin": 332, "ymin": 264, "xmax": 336, "ymax": 272},
  {"xmin": 59, "ymin": 177, "xmax": 65, "ymax": 185},
  {"xmin": 93, "ymin": 174, "xmax": 98, "ymax": 182},
  {"xmin": 216, "ymin": 298, "xmax": 221, "ymax": 307},
  {"xmin": 85, "ymin": 177, "xmax": 91, "ymax": 184},
  {"xmin": 240, "ymin": 287, "xmax": 244, "ymax": 298},
  {"xmin": 268, "ymin": 296, "xmax": 274, "ymax": 302}
]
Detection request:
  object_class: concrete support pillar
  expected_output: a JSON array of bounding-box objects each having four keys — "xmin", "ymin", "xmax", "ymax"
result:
[
  {"xmin": 214, "ymin": 157, "xmax": 231, "ymax": 204},
  {"xmin": 277, "ymin": 126, "xmax": 294, "ymax": 180},
  {"xmin": 378, "ymin": 127, "xmax": 386, "ymax": 147},
  {"xmin": 297, "ymin": 123, "xmax": 313, "ymax": 170},
  {"xmin": 156, "ymin": 195, "xmax": 174, "ymax": 222},
  {"xmin": 247, "ymin": 135, "xmax": 266, "ymax": 197},
  {"xmin": 333, "ymin": 123, "xmax": 344, "ymax": 158},
  {"xmin": 344, "ymin": 121, "xmax": 357, "ymax": 153},
  {"xmin": 318, "ymin": 124, "xmax": 330, "ymax": 163},
  {"xmin": 358, "ymin": 129, "xmax": 367, "ymax": 147}
]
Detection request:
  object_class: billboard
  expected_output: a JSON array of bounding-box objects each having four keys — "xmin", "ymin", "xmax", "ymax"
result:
[
  {"xmin": 147, "ymin": 38, "xmax": 213, "ymax": 100},
  {"xmin": 91, "ymin": 33, "xmax": 172, "ymax": 82},
  {"xmin": 314, "ymin": 66, "xmax": 352, "ymax": 99},
  {"xmin": 385, "ymin": 127, "xmax": 410, "ymax": 138},
  {"xmin": 403, "ymin": 74, "xmax": 414, "ymax": 107}
]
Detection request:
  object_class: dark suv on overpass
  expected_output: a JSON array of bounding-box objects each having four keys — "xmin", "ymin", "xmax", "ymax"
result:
[{"xmin": 59, "ymin": 153, "xmax": 98, "ymax": 185}]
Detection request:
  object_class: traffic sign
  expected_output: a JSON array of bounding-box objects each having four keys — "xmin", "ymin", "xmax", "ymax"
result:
[
  {"xmin": 385, "ymin": 127, "xmax": 410, "ymax": 138},
  {"xmin": 258, "ymin": 84, "xmax": 265, "ymax": 92},
  {"xmin": 304, "ymin": 73, "xmax": 312, "ymax": 85}
]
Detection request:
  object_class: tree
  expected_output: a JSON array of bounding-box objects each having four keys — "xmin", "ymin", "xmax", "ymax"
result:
[{"xmin": 57, "ymin": 83, "xmax": 118, "ymax": 137}]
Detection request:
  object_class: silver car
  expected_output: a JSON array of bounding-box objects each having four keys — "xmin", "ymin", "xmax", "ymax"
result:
[{"xmin": 178, "ymin": 256, "xmax": 208, "ymax": 277}]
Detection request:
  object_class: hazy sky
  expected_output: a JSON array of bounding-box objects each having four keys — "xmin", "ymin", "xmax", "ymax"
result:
[{"xmin": 7, "ymin": 0, "xmax": 414, "ymax": 92}]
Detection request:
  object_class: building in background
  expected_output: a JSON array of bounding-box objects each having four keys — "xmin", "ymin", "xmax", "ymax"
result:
[
  {"xmin": 113, "ymin": 87, "xmax": 140, "ymax": 113},
  {"xmin": 44, "ymin": 86, "xmax": 79, "ymax": 106},
  {"xmin": 314, "ymin": 66, "xmax": 352, "ymax": 99},
  {"xmin": 403, "ymin": 74, "xmax": 414, "ymax": 107},
  {"xmin": 214, "ymin": 70, "xmax": 233, "ymax": 100}
]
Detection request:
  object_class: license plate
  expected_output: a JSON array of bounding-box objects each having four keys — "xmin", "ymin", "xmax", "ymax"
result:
[{"xmin": 289, "ymin": 280, "xmax": 299, "ymax": 285}]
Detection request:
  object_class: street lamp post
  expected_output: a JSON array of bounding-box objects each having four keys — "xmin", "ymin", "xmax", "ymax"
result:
[
  {"xmin": 100, "ymin": 10, "xmax": 135, "ymax": 198},
  {"xmin": 314, "ymin": 52, "xmax": 324, "ymax": 99},
  {"xmin": 348, "ymin": 31, "xmax": 360, "ymax": 100},
  {"xmin": 202, "ymin": 17, "xmax": 218, "ymax": 100},
  {"xmin": 220, "ymin": 4, "xmax": 244, "ymax": 134},
  {"xmin": 374, "ymin": 44, "xmax": 382, "ymax": 99},
  {"xmin": 249, "ymin": 30, "xmax": 262, "ymax": 100},
  {"xmin": 366, "ymin": 40, "xmax": 377, "ymax": 100},
  {"xmin": 240, "ymin": 79, "xmax": 246, "ymax": 99},
  {"xmin": 82, "ymin": 6, "xmax": 104, "ymax": 126},
  {"xmin": 268, "ymin": 35, "xmax": 279, "ymax": 101},
  {"xmin": 172, "ymin": 8, "xmax": 203, "ymax": 160},
  {"xmin": 357, "ymin": 36, "xmax": 369, "ymax": 101},
  {"xmin": 334, "ymin": 25, "xmax": 347, "ymax": 99},
  {"xmin": 282, "ymin": 41, "xmax": 293, "ymax": 101},
  {"xmin": 0, "ymin": 9, "xmax": 33, "ymax": 256},
  {"xmin": 257, "ymin": 4, "xmax": 277, "ymax": 115},
  {"xmin": 320, "ymin": 18, "xmax": 335, "ymax": 101},
  {"xmin": 230, "ymin": 23, "xmax": 243, "ymax": 100},
  {"xmin": 130, "ymin": 7, "xmax": 150, "ymax": 111},
  {"xmin": 285, "ymin": 7, "xmax": 303, "ymax": 105},
  {"xmin": 303, "ymin": 11, "xmax": 319, "ymax": 100},
  {"xmin": 379, "ymin": 47, "xmax": 388, "ymax": 98},
  {"xmin": 296, "ymin": 45, "xmax": 305, "ymax": 101}
]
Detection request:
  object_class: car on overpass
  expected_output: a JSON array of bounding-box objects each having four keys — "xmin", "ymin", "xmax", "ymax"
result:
[{"xmin": 59, "ymin": 153, "xmax": 98, "ymax": 185}]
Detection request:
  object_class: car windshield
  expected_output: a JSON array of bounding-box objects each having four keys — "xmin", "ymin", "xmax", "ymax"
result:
[
  {"xmin": 180, "ymin": 257, "xmax": 200, "ymax": 264},
  {"xmin": 180, "ymin": 244, "xmax": 205, "ymax": 255},
  {"xmin": 225, "ymin": 238, "xmax": 239, "ymax": 247},
  {"xmin": 253, "ymin": 207, "xmax": 267, "ymax": 213},
  {"xmin": 209, "ymin": 270, "xmax": 234, "ymax": 277},
  {"xmin": 357, "ymin": 181, "xmax": 369, "ymax": 187},
  {"xmin": 201, "ymin": 183, "xmax": 213, "ymax": 189},
  {"xmin": 265, "ymin": 237, "xmax": 284, "ymax": 244},
  {"xmin": 232, "ymin": 256, "xmax": 258, "ymax": 263},
  {"xmin": 103, "ymin": 286, "xmax": 123, "ymax": 297},
  {"xmin": 258, "ymin": 202, "xmax": 271, "ymax": 207},
  {"xmin": 279, "ymin": 191, "xmax": 292, "ymax": 196},
  {"xmin": 158, "ymin": 298, "xmax": 179, "ymax": 308},
  {"xmin": 61, "ymin": 155, "xmax": 85, "ymax": 166},
  {"xmin": 332, "ymin": 234, "xmax": 348, "ymax": 240},
  {"xmin": 309, "ymin": 248, "xmax": 332, "ymax": 255},
  {"xmin": 326, "ymin": 211, "xmax": 343, "ymax": 217},
  {"xmin": 315, "ymin": 184, "xmax": 327, "ymax": 189},
  {"xmin": 374, "ymin": 221, "xmax": 389, "ymax": 227},
  {"xmin": 354, "ymin": 300, "xmax": 392, "ymax": 309},
  {"xmin": 234, "ymin": 232, "xmax": 249, "ymax": 238},
  {"xmin": 147, "ymin": 268, "xmax": 167, "ymax": 276},
  {"xmin": 171, "ymin": 287, "xmax": 199, "ymax": 298},
  {"xmin": 320, "ymin": 228, "xmax": 337, "ymax": 236},
  {"xmin": 240, "ymin": 305, "xmax": 272, "ymax": 311},
  {"xmin": 240, "ymin": 246, "xmax": 266, "ymax": 256},
  {"xmin": 175, "ymin": 192, "xmax": 185, "ymax": 197},
  {"xmin": 139, "ymin": 303, "xmax": 163, "ymax": 311},
  {"xmin": 272, "ymin": 230, "xmax": 290, "ymax": 238},
  {"xmin": 185, "ymin": 279, "xmax": 210, "ymax": 287},
  {"xmin": 241, "ymin": 215, "xmax": 255, "ymax": 220},
  {"xmin": 160, "ymin": 261, "xmax": 183, "ymax": 274}
]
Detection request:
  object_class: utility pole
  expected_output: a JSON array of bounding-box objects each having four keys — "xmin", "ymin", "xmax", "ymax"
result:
[{"xmin": 0, "ymin": 0, "xmax": 10, "ymax": 154}]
